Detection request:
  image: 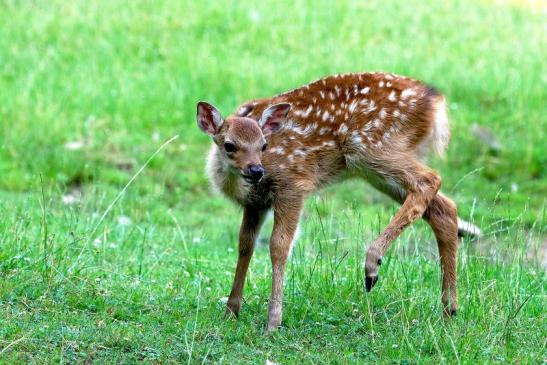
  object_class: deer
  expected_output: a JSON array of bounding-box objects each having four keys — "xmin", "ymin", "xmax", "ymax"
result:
[{"xmin": 196, "ymin": 72, "xmax": 480, "ymax": 332}]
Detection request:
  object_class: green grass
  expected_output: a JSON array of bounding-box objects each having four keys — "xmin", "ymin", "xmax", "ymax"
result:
[{"xmin": 0, "ymin": 0, "xmax": 545, "ymax": 363}]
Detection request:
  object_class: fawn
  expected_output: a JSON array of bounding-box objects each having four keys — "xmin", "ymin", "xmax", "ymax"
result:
[{"xmin": 197, "ymin": 72, "xmax": 480, "ymax": 332}]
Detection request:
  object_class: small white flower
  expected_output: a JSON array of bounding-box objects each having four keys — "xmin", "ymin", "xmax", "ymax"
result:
[
  {"xmin": 64, "ymin": 140, "xmax": 85, "ymax": 150},
  {"xmin": 62, "ymin": 193, "xmax": 80, "ymax": 205},
  {"xmin": 117, "ymin": 215, "xmax": 132, "ymax": 226}
]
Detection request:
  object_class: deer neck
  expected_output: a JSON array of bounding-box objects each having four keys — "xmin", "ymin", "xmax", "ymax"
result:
[{"xmin": 206, "ymin": 144, "xmax": 251, "ymax": 204}]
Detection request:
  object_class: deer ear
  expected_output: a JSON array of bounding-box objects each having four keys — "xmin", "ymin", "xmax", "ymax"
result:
[
  {"xmin": 197, "ymin": 101, "xmax": 223, "ymax": 136},
  {"xmin": 259, "ymin": 103, "xmax": 291, "ymax": 135},
  {"xmin": 235, "ymin": 101, "xmax": 257, "ymax": 117}
]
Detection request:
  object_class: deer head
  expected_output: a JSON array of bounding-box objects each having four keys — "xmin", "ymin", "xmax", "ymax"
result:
[{"xmin": 196, "ymin": 101, "xmax": 291, "ymax": 184}]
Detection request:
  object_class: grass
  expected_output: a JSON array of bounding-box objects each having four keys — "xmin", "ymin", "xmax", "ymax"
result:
[{"xmin": 0, "ymin": 0, "xmax": 545, "ymax": 363}]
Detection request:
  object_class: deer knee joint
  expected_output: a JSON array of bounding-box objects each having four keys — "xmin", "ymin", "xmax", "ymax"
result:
[{"xmin": 430, "ymin": 174, "xmax": 442, "ymax": 193}]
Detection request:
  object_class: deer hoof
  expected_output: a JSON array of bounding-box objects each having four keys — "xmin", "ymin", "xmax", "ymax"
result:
[
  {"xmin": 265, "ymin": 322, "xmax": 281, "ymax": 334},
  {"xmin": 365, "ymin": 275, "xmax": 379, "ymax": 292},
  {"xmin": 224, "ymin": 304, "xmax": 240, "ymax": 319}
]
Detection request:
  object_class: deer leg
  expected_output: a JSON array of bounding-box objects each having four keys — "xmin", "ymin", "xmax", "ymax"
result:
[
  {"xmin": 266, "ymin": 198, "xmax": 303, "ymax": 333},
  {"xmin": 364, "ymin": 159, "xmax": 441, "ymax": 291},
  {"xmin": 225, "ymin": 207, "xmax": 266, "ymax": 317},
  {"xmin": 423, "ymin": 193, "xmax": 459, "ymax": 316}
]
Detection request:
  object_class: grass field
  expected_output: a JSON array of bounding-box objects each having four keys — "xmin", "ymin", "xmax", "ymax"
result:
[{"xmin": 0, "ymin": 0, "xmax": 546, "ymax": 363}]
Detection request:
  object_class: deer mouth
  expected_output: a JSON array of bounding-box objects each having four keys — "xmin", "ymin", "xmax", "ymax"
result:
[{"xmin": 241, "ymin": 174, "xmax": 262, "ymax": 184}]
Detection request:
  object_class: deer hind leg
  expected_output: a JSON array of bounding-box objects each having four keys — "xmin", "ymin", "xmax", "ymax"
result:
[
  {"xmin": 363, "ymin": 157, "xmax": 441, "ymax": 291},
  {"xmin": 423, "ymin": 193, "xmax": 459, "ymax": 316}
]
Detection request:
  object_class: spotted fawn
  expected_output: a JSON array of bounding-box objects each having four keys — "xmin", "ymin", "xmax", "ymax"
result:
[{"xmin": 197, "ymin": 72, "xmax": 480, "ymax": 332}]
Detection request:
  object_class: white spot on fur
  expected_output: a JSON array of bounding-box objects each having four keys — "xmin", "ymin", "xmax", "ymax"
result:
[
  {"xmin": 379, "ymin": 108, "xmax": 387, "ymax": 119},
  {"xmin": 302, "ymin": 105, "xmax": 313, "ymax": 118},
  {"xmin": 272, "ymin": 146, "xmax": 285, "ymax": 155},
  {"xmin": 319, "ymin": 126, "xmax": 329, "ymax": 135},
  {"xmin": 319, "ymin": 91, "xmax": 325, "ymax": 99},
  {"xmin": 322, "ymin": 111, "xmax": 330, "ymax": 121},
  {"xmin": 329, "ymin": 91, "xmax": 335, "ymax": 100},
  {"xmin": 401, "ymin": 88, "xmax": 416, "ymax": 99},
  {"xmin": 338, "ymin": 123, "xmax": 348, "ymax": 135},
  {"xmin": 348, "ymin": 100, "xmax": 358, "ymax": 113},
  {"xmin": 366, "ymin": 100, "xmax": 377, "ymax": 113},
  {"xmin": 379, "ymin": 81, "xmax": 384, "ymax": 87},
  {"xmin": 372, "ymin": 118, "xmax": 381, "ymax": 128},
  {"xmin": 360, "ymin": 87, "xmax": 370, "ymax": 95},
  {"xmin": 293, "ymin": 109, "xmax": 305, "ymax": 117},
  {"xmin": 351, "ymin": 131, "xmax": 362, "ymax": 145},
  {"xmin": 363, "ymin": 118, "xmax": 380, "ymax": 132},
  {"xmin": 388, "ymin": 91, "xmax": 397, "ymax": 101}
]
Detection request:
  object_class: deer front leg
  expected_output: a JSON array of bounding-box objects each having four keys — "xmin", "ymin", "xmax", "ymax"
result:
[
  {"xmin": 364, "ymin": 164, "xmax": 441, "ymax": 291},
  {"xmin": 225, "ymin": 207, "xmax": 266, "ymax": 318},
  {"xmin": 266, "ymin": 198, "xmax": 303, "ymax": 333}
]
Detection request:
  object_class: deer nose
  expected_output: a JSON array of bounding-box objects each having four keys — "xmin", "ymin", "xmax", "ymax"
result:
[{"xmin": 248, "ymin": 165, "xmax": 264, "ymax": 180}]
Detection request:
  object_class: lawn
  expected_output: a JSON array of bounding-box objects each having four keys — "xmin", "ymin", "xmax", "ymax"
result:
[{"xmin": 0, "ymin": 0, "xmax": 545, "ymax": 363}]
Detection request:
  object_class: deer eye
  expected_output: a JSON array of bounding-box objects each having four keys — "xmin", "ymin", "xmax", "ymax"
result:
[
  {"xmin": 224, "ymin": 142, "xmax": 237, "ymax": 153},
  {"xmin": 261, "ymin": 143, "xmax": 268, "ymax": 152}
]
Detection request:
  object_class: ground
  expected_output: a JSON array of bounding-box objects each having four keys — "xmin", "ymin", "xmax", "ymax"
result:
[{"xmin": 0, "ymin": 0, "xmax": 545, "ymax": 363}]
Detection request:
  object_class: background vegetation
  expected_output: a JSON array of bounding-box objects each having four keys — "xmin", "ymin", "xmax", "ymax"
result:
[{"xmin": 0, "ymin": 0, "xmax": 545, "ymax": 363}]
